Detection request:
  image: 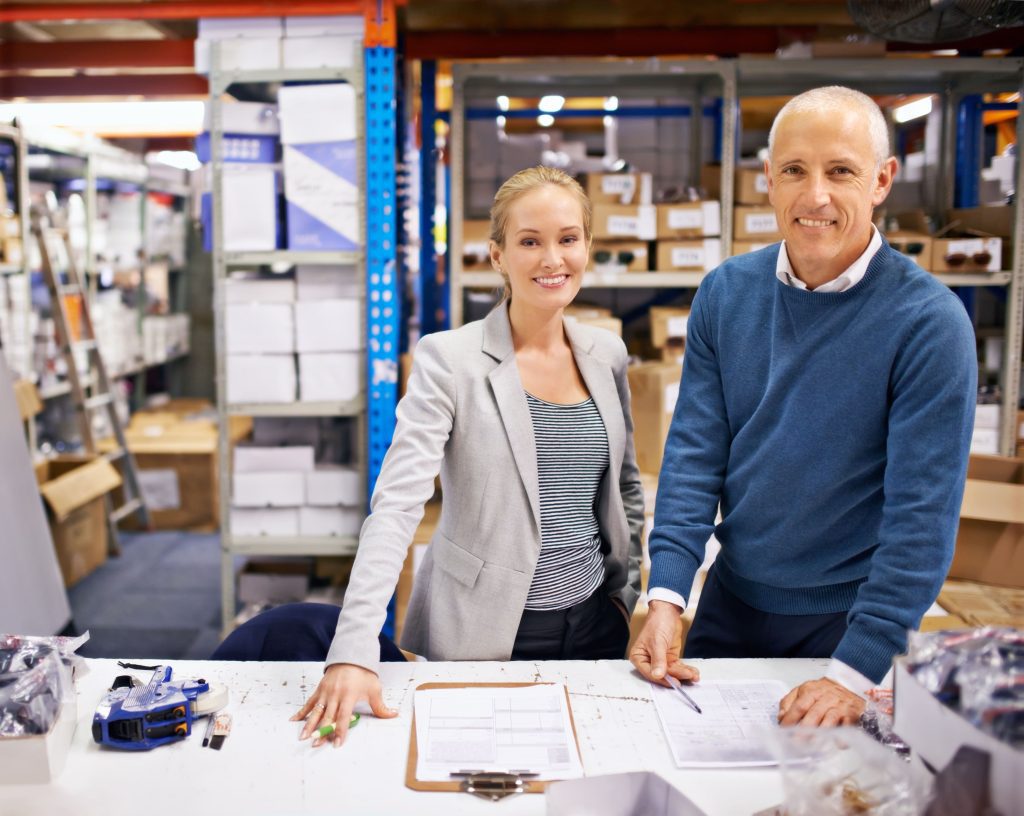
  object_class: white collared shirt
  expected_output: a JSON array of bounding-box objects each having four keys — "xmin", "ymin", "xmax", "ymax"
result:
[
  {"xmin": 774, "ymin": 226, "xmax": 882, "ymax": 292},
  {"xmin": 647, "ymin": 227, "xmax": 885, "ymax": 697}
]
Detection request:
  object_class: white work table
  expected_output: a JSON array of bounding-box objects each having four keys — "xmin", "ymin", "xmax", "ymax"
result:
[{"xmin": 4, "ymin": 657, "xmax": 829, "ymax": 815}]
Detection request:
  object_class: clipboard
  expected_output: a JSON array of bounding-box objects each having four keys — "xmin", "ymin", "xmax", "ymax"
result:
[{"xmin": 405, "ymin": 682, "xmax": 583, "ymax": 795}]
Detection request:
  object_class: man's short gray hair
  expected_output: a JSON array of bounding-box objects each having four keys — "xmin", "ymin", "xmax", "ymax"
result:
[{"xmin": 767, "ymin": 86, "xmax": 891, "ymax": 171}]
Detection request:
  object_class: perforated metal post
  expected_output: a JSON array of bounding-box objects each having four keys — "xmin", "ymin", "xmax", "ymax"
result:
[{"xmin": 365, "ymin": 45, "xmax": 400, "ymax": 637}]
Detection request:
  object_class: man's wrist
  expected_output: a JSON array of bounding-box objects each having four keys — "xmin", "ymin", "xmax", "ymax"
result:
[{"xmin": 648, "ymin": 598, "xmax": 684, "ymax": 615}]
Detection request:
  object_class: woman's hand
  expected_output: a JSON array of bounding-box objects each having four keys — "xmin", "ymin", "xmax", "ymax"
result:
[{"xmin": 291, "ymin": 663, "xmax": 398, "ymax": 747}]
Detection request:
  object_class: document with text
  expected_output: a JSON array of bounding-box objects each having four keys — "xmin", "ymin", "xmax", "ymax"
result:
[
  {"xmin": 651, "ymin": 679, "xmax": 789, "ymax": 767},
  {"xmin": 413, "ymin": 685, "xmax": 584, "ymax": 782}
]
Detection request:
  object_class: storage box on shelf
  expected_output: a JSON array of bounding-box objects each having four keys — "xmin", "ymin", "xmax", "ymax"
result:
[{"xmin": 626, "ymin": 361, "xmax": 682, "ymax": 476}]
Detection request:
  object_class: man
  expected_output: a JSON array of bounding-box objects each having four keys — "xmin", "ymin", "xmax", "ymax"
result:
[{"xmin": 630, "ymin": 86, "xmax": 976, "ymax": 727}]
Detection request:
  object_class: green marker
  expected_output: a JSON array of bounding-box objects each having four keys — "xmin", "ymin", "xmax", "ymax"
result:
[{"xmin": 317, "ymin": 713, "xmax": 360, "ymax": 738}]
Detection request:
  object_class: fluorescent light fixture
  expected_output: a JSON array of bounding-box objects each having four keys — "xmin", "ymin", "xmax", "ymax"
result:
[
  {"xmin": 893, "ymin": 96, "xmax": 933, "ymax": 124},
  {"xmin": 538, "ymin": 95, "xmax": 564, "ymax": 113},
  {"xmin": 604, "ymin": 96, "xmax": 619, "ymax": 111},
  {"xmin": 0, "ymin": 100, "xmax": 205, "ymax": 136},
  {"xmin": 155, "ymin": 150, "xmax": 200, "ymax": 171},
  {"xmin": 537, "ymin": 114, "xmax": 555, "ymax": 128},
  {"xmin": 603, "ymin": 115, "xmax": 614, "ymax": 128},
  {"xmin": 497, "ymin": 95, "xmax": 510, "ymax": 111},
  {"xmin": 496, "ymin": 115, "xmax": 507, "ymax": 128}
]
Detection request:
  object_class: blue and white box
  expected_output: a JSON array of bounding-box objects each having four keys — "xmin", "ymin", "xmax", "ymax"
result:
[{"xmin": 279, "ymin": 84, "xmax": 360, "ymax": 251}]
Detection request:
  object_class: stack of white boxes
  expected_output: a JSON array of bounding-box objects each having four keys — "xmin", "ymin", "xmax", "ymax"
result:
[
  {"xmin": 225, "ymin": 269, "xmax": 362, "ymax": 404},
  {"xmin": 295, "ymin": 265, "xmax": 361, "ymax": 401},
  {"xmin": 0, "ymin": 279, "xmax": 32, "ymax": 379},
  {"xmin": 279, "ymin": 83, "xmax": 359, "ymax": 251},
  {"xmin": 972, "ymin": 404, "xmax": 1001, "ymax": 455},
  {"xmin": 232, "ymin": 445, "xmax": 362, "ymax": 537},
  {"xmin": 93, "ymin": 290, "xmax": 143, "ymax": 376},
  {"xmin": 142, "ymin": 314, "xmax": 191, "ymax": 365},
  {"xmin": 225, "ymin": 276, "xmax": 296, "ymax": 403}
]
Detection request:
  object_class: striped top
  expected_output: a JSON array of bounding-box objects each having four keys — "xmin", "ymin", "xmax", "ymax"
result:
[{"xmin": 524, "ymin": 392, "xmax": 610, "ymax": 611}]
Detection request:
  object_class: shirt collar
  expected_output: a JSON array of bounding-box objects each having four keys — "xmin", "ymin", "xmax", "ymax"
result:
[{"xmin": 775, "ymin": 226, "xmax": 882, "ymax": 293}]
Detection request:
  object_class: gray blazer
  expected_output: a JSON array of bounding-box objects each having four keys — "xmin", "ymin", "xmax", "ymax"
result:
[{"xmin": 326, "ymin": 304, "xmax": 645, "ymax": 670}]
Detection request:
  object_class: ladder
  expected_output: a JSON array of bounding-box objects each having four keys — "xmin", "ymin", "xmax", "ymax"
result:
[{"xmin": 30, "ymin": 199, "xmax": 151, "ymax": 554}]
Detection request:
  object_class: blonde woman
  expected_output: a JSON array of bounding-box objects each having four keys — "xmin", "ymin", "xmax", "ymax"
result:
[{"xmin": 293, "ymin": 167, "xmax": 649, "ymax": 746}]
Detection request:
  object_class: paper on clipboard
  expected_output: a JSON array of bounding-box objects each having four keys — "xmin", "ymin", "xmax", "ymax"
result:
[
  {"xmin": 651, "ymin": 679, "xmax": 789, "ymax": 767},
  {"xmin": 413, "ymin": 684, "xmax": 584, "ymax": 782}
]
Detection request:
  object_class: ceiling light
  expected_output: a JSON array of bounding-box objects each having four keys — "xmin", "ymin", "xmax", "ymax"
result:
[
  {"xmin": 497, "ymin": 95, "xmax": 509, "ymax": 111},
  {"xmin": 154, "ymin": 150, "xmax": 200, "ymax": 171},
  {"xmin": 496, "ymin": 115, "xmax": 507, "ymax": 128},
  {"xmin": 604, "ymin": 96, "xmax": 619, "ymax": 111},
  {"xmin": 0, "ymin": 100, "xmax": 205, "ymax": 137},
  {"xmin": 538, "ymin": 95, "xmax": 564, "ymax": 113},
  {"xmin": 537, "ymin": 114, "xmax": 555, "ymax": 128},
  {"xmin": 893, "ymin": 96, "xmax": 933, "ymax": 124}
]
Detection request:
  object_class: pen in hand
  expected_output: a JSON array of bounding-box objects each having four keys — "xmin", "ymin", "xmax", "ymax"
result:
[{"xmin": 666, "ymin": 674, "xmax": 703, "ymax": 715}]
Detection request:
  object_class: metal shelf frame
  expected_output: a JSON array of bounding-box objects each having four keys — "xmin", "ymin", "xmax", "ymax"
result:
[
  {"xmin": 449, "ymin": 58, "xmax": 737, "ymax": 328},
  {"xmin": 210, "ymin": 37, "xmax": 399, "ymax": 633}
]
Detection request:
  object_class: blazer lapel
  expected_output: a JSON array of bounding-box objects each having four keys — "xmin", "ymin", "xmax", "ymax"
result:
[
  {"xmin": 482, "ymin": 306, "xmax": 542, "ymax": 536},
  {"xmin": 565, "ymin": 320, "xmax": 625, "ymax": 477}
]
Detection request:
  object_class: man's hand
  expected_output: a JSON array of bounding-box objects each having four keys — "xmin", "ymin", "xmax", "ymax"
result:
[
  {"xmin": 629, "ymin": 600, "xmax": 700, "ymax": 685},
  {"xmin": 777, "ymin": 677, "xmax": 865, "ymax": 727}
]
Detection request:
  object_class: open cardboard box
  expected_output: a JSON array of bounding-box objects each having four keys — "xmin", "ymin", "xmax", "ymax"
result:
[
  {"xmin": 36, "ymin": 455, "xmax": 122, "ymax": 587},
  {"xmin": 950, "ymin": 454, "xmax": 1024, "ymax": 588}
]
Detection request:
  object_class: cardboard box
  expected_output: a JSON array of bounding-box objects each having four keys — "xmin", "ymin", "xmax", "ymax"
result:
[
  {"xmin": 938, "ymin": 580, "xmax": 1023, "ymax": 628},
  {"xmin": 946, "ymin": 205, "xmax": 1013, "ymax": 239},
  {"xmin": 305, "ymin": 465, "xmax": 362, "ymax": 506},
  {"xmin": 931, "ymin": 236, "xmax": 1002, "ymax": 274},
  {"xmin": 2, "ymin": 237, "xmax": 24, "ymax": 266},
  {"xmin": 894, "ymin": 660, "xmax": 1021, "ymax": 816},
  {"xmin": 225, "ymin": 277, "xmax": 295, "ymax": 304},
  {"xmin": 281, "ymin": 36, "xmax": 357, "ymax": 69},
  {"xmin": 971, "ymin": 427, "xmax": 1000, "ymax": 455},
  {"xmin": 295, "ymin": 265, "xmax": 360, "ymax": 300},
  {"xmin": 567, "ymin": 314, "xmax": 622, "ymax": 337},
  {"xmin": 734, "ymin": 167, "xmax": 770, "ymax": 205},
  {"xmin": 37, "ymin": 455, "xmax": 122, "ymax": 587},
  {"xmin": 729, "ymin": 241, "xmax": 774, "ymax": 257},
  {"xmin": 233, "ymin": 471, "xmax": 305, "ymax": 507},
  {"xmin": 564, "ymin": 303, "xmax": 612, "ymax": 319},
  {"xmin": 227, "ymin": 354, "xmax": 296, "ymax": 404},
  {"xmin": 661, "ymin": 339, "xmax": 685, "ymax": 366},
  {"xmin": 885, "ymin": 231, "xmax": 933, "ymax": 272},
  {"xmin": 235, "ymin": 446, "xmax": 314, "ymax": 473},
  {"xmin": 590, "ymin": 240, "xmax": 649, "ymax": 273},
  {"xmin": 656, "ymin": 239, "xmax": 721, "ymax": 272},
  {"xmin": 231, "ymin": 508, "xmax": 300, "ymax": 537},
  {"xmin": 238, "ymin": 560, "xmax": 311, "ymax": 604},
  {"xmin": 656, "ymin": 202, "xmax": 721, "ymax": 240},
  {"xmin": 581, "ymin": 172, "xmax": 650, "ymax": 206},
  {"xmin": 949, "ymin": 454, "xmax": 1024, "ymax": 588},
  {"xmin": 733, "ymin": 206, "xmax": 781, "ymax": 241},
  {"xmin": 649, "ymin": 306, "xmax": 690, "ymax": 348},
  {"xmin": 298, "ymin": 352, "xmax": 360, "ymax": 402},
  {"xmin": 626, "ymin": 362, "xmax": 681, "ymax": 475},
  {"xmin": 226, "ymin": 303, "xmax": 295, "ymax": 354},
  {"xmin": 13, "ymin": 379, "xmax": 42, "ymax": 420},
  {"xmin": 460, "ymin": 219, "xmax": 492, "ymax": 270},
  {"xmin": 592, "ymin": 204, "xmax": 657, "ymax": 241},
  {"xmin": 294, "ymin": 299, "xmax": 362, "ymax": 352},
  {"xmin": 299, "ymin": 506, "xmax": 362, "ymax": 536},
  {"xmin": 279, "ymin": 83, "xmax": 358, "ymax": 251},
  {"xmin": 0, "ymin": 698, "xmax": 77, "ymax": 784}
]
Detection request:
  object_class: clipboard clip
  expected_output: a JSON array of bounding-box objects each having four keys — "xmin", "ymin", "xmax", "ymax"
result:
[{"xmin": 450, "ymin": 771, "xmax": 537, "ymax": 801}]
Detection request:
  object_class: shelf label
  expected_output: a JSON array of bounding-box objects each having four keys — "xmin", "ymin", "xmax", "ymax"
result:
[{"xmin": 745, "ymin": 212, "xmax": 779, "ymax": 234}]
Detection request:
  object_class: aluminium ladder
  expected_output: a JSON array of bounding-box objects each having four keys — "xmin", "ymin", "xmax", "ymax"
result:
[{"xmin": 30, "ymin": 199, "xmax": 151, "ymax": 554}]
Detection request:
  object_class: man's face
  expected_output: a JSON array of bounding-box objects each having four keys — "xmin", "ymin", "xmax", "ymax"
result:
[{"xmin": 766, "ymin": 106, "xmax": 896, "ymax": 284}]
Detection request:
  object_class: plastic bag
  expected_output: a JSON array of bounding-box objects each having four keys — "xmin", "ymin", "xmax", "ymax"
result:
[
  {"xmin": 0, "ymin": 633, "xmax": 88, "ymax": 737},
  {"xmin": 766, "ymin": 727, "xmax": 931, "ymax": 815}
]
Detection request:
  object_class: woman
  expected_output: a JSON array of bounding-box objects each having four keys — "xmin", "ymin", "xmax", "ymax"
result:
[{"xmin": 294, "ymin": 166, "xmax": 645, "ymax": 747}]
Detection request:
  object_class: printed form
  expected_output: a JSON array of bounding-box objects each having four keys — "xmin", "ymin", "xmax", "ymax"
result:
[
  {"xmin": 651, "ymin": 679, "xmax": 789, "ymax": 767},
  {"xmin": 413, "ymin": 685, "xmax": 584, "ymax": 782}
]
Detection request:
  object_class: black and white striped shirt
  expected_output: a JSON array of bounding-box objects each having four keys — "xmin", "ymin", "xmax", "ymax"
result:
[{"xmin": 524, "ymin": 392, "xmax": 609, "ymax": 611}]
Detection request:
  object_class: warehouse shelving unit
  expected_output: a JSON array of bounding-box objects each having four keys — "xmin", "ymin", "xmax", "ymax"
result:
[
  {"xmin": 210, "ymin": 32, "xmax": 399, "ymax": 632},
  {"xmin": 735, "ymin": 56, "xmax": 1024, "ymax": 456},
  {"xmin": 448, "ymin": 56, "xmax": 1023, "ymax": 456},
  {"xmin": 449, "ymin": 58, "xmax": 738, "ymax": 327}
]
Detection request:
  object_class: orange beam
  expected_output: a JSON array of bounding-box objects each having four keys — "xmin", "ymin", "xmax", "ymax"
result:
[
  {"xmin": 2, "ymin": 40, "xmax": 195, "ymax": 70},
  {"xmin": 0, "ymin": 2, "xmax": 368, "ymax": 23},
  {"xmin": 0, "ymin": 74, "xmax": 208, "ymax": 98}
]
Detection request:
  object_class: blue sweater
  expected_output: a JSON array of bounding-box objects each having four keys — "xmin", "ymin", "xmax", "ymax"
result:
[{"xmin": 649, "ymin": 241, "xmax": 977, "ymax": 682}]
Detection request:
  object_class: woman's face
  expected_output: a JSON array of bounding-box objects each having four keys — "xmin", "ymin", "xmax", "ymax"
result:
[{"xmin": 490, "ymin": 184, "xmax": 588, "ymax": 314}]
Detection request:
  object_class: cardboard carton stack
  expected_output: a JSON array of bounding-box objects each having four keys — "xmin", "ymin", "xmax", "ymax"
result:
[
  {"xmin": 587, "ymin": 173, "xmax": 656, "ymax": 275},
  {"xmin": 654, "ymin": 200, "xmax": 722, "ymax": 273},
  {"xmin": 564, "ymin": 303, "xmax": 622, "ymax": 337}
]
